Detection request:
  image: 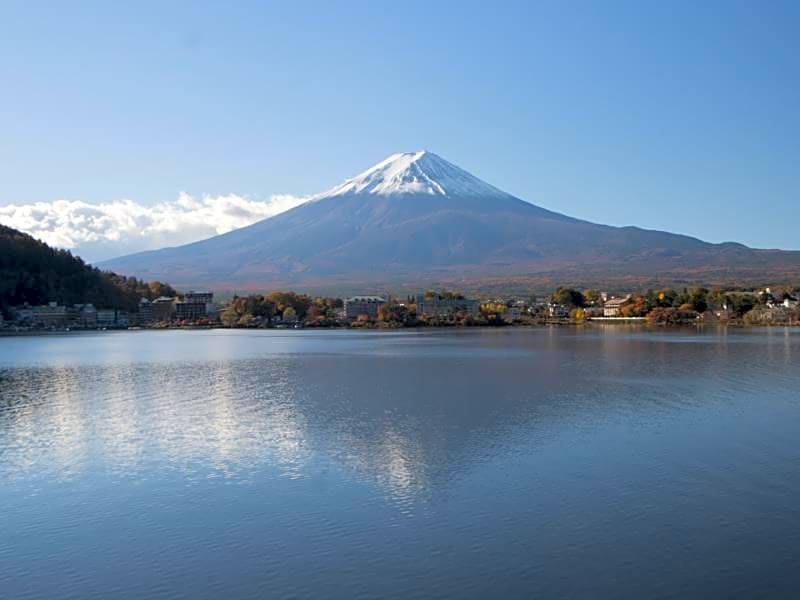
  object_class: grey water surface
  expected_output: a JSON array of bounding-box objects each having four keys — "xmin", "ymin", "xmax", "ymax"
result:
[{"xmin": 1, "ymin": 327, "xmax": 799, "ymax": 599}]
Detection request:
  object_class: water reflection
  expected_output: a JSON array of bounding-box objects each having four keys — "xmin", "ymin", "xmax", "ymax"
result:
[
  {"xmin": 1, "ymin": 328, "xmax": 800, "ymax": 600},
  {"xmin": 1, "ymin": 327, "xmax": 797, "ymax": 498},
  {"xmin": 0, "ymin": 360, "xmax": 311, "ymax": 483}
]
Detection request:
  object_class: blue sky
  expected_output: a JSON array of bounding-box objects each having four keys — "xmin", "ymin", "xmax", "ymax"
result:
[{"xmin": 1, "ymin": 0, "xmax": 798, "ymax": 256}]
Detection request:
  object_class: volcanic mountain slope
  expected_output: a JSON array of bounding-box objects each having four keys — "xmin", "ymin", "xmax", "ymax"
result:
[{"xmin": 99, "ymin": 151, "xmax": 800, "ymax": 290}]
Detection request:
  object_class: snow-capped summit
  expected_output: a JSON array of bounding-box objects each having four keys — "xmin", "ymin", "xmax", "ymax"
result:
[{"xmin": 319, "ymin": 151, "xmax": 510, "ymax": 199}]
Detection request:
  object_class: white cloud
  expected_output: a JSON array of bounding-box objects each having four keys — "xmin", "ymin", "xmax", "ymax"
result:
[{"xmin": 0, "ymin": 192, "xmax": 309, "ymax": 262}]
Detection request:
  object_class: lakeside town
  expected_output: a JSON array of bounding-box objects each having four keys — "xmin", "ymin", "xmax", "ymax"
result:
[{"xmin": 3, "ymin": 286, "xmax": 799, "ymax": 333}]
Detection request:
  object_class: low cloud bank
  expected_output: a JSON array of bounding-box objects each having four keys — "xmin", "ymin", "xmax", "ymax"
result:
[{"xmin": 0, "ymin": 192, "xmax": 308, "ymax": 262}]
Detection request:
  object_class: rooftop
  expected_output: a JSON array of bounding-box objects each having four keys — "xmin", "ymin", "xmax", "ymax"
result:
[{"xmin": 345, "ymin": 296, "xmax": 387, "ymax": 302}]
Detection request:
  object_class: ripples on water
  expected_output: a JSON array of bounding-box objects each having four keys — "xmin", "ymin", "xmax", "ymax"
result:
[{"xmin": 1, "ymin": 327, "xmax": 799, "ymax": 599}]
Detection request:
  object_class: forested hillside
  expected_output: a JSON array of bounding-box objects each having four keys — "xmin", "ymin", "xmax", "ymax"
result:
[{"xmin": 0, "ymin": 225, "xmax": 176, "ymax": 316}]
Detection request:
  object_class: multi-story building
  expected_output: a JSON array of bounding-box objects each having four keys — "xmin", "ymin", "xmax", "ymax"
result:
[
  {"xmin": 344, "ymin": 296, "xmax": 387, "ymax": 319},
  {"xmin": 70, "ymin": 304, "xmax": 97, "ymax": 328},
  {"xmin": 175, "ymin": 291, "xmax": 215, "ymax": 322},
  {"xmin": 11, "ymin": 302, "xmax": 128, "ymax": 328},
  {"xmin": 184, "ymin": 291, "xmax": 214, "ymax": 305},
  {"xmin": 28, "ymin": 302, "xmax": 69, "ymax": 326},
  {"xmin": 139, "ymin": 296, "xmax": 176, "ymax": 324},
  {"xmin": 603, "ymin": 296, "xmax": 630, "ymax": 317},
  {"xmin": 137, "ymin": 298, "xmax": 151, "ymax": 323},
  {"xmin": 97, "ymin": 309, "xmax": 116, "ymax": 327},
  {"xmin": 11, "ymin": 302, "xmax": 92, "ymax": 327},
  {"xmin": 97, "ymin": 308, "xmax": 130, "ymax": 328},
  {"xmin": 414, "ymin": 294, "xmax": 479, "ymax": 317}
]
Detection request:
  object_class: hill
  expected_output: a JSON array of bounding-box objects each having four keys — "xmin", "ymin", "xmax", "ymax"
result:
[
  {"xmin": 0, "ymin": 224, "xmax": 176, "ymax": 316},
  {"xmin": 98, "ymin": 151, "xmax": 800, "ymax": 293}
]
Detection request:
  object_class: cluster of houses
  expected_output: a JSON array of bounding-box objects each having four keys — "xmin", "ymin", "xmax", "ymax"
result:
[
  {"xmin": 545, "ymin": 293, "xmax": 632, "ymax": 319},
  {"xmin": 3, "ymin": 291, "xmax": 217, "ymax": 330},
  {"xmin": 711, "ymin": 288, "xmax": 800, "ymax": 321},
  {"xmin": 762, "ymin": 288, "xmax": 799, "ymax": 309},
  {"xmin": 340, "ymin": 288, "xmax": 800, "ymax": 323},
  {"xmin": 340, "ymin": 292, "xmax": 630, "ymax": 322},
  {"xmin": 340, "ymin": 291, "xmax": 640, "ymax": 322}
]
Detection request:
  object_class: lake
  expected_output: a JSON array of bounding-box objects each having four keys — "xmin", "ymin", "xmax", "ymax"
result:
[{"xmin": 1, "ymin": 327, "xmax": 799, "ymax": 599}]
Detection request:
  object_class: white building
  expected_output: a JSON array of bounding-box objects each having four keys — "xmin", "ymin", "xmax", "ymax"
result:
[{"xmin": 603, "ymin": 296, "xmax": 630, "ymax": 317}]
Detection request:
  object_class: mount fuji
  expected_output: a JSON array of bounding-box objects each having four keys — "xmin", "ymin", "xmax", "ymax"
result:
[{"xmin": 99, "ymin": 151, "xmax": 800, "ymax": 291}]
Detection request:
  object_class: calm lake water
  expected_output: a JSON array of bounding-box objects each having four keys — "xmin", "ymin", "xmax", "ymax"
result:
[{"xmin": 1, "ymin": 327, "xmax": 799, "ymax": 599}]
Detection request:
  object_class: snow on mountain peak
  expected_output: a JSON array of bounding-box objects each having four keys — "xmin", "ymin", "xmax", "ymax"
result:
[{"xmin": 319, "ymin": 151, "xmax": 510, "ymax": 199}]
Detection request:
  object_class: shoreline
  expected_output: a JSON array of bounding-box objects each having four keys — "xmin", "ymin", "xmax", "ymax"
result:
[{"xmin": 2, "ymin": 320, "xmax": 798, "ymax": 338}]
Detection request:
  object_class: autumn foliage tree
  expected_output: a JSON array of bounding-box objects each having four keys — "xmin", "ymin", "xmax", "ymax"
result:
[
  {"xmin": 265, "ymin": 291, "xmax": 312, "ymax": 319},
  {"xmin": 221, "ymin": 294, "xmax": 276, "ymax": 327},
  {"xmin": 552, "ymin": 288, "xmax": 585, "ymax": 307},
  {"xmin": 619, "ymin": 295, "xmax": 649, "ymax": 317}
]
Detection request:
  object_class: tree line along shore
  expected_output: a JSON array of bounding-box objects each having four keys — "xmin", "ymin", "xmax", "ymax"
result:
[
  {"xmin": 7, "ymin": 286, "xmax": 798, "ymax": 333},
  {"xmin": 215, "ymin": 286, "xmax": 800, "ymax": 329}
]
